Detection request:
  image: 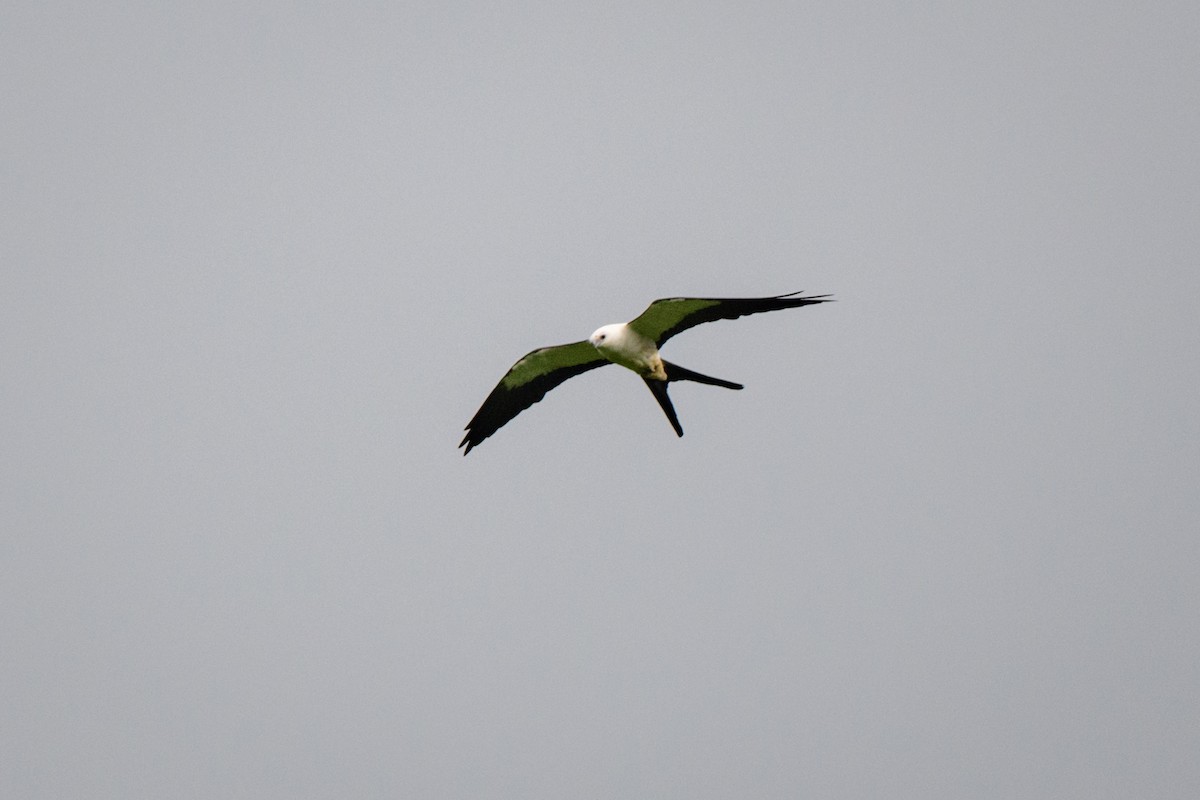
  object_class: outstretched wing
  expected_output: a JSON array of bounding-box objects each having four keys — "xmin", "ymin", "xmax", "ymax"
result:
[
  {"xmin": 460, "ymin": 341, "xmax": 609, "ymax": 455},
  {"xmin": 627, "ymin": 291, "xmax": 833, "ymax": 346}
]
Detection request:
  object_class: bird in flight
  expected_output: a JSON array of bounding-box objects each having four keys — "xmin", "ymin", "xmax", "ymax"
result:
[{"xmin": 459, "ymin": 291, "xmax": 831, "ymax": 454}]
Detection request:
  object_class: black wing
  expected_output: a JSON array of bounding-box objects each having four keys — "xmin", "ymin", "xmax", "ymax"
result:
[
  {"xmin": 460, "ymin": 341, "xmax": 609, "ymax": 455},
  {"xmin": 627, "ymin": 291, "xmax": 833, "ymax": 346}
]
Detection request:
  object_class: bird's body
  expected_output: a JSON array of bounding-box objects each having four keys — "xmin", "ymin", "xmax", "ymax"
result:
[
  {"xmin": 460, "ymin": 291, "xmax": 831, "ymax": 454},
  {"xmin": 590, "ymin": 323, "xmax": 665, "ymax": 380}
]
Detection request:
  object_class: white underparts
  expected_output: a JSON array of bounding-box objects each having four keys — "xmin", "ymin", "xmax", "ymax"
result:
[{"xmin": 590, "ymin": 323, "xmax": 666, "ymax": 380}]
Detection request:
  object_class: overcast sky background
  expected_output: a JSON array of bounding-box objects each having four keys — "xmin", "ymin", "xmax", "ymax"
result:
[{"xmin": 4, "ymin": 2, "xmax": 1199, "ymax": 797}]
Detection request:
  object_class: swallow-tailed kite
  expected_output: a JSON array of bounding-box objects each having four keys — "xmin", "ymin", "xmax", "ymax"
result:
[{"xmin": 459, "ymin": 291, "xmax": 831, "ymax": 454}]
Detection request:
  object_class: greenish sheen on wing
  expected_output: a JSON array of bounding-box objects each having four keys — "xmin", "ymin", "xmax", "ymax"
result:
[{"xmin": 500, "ymin": 341, "xmax": 603, "ymax": 389}]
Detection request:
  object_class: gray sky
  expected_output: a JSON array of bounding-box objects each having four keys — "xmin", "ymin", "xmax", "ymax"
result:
[{"xmin": 4, "ymin": 1, "xmax": 1198, "ymax": 797}]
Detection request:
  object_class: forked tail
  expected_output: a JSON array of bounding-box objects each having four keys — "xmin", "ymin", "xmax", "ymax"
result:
[
  {"xmin": 643, "ymin": 378, "xmax": 683, "ymax": 437},
  {"xmin": 643, "ymin": 361, "xmax": 743, "ymax": 437},
  {"xmin": 662, "ymin": 360, "xmax": 743, "ymax": 390}
]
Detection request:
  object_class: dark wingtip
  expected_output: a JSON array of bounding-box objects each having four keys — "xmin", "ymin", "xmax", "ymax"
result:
[{"xmin": 776, "ymin": 290, "xmax": 834, "ymax": 302}]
